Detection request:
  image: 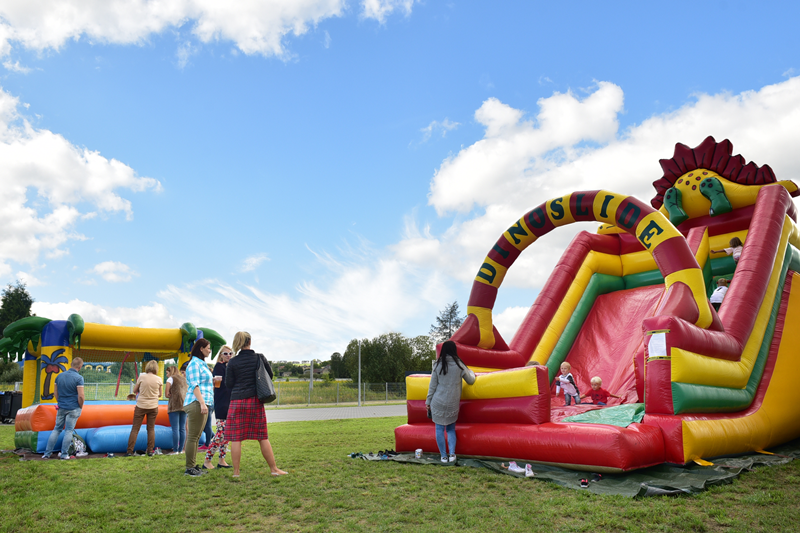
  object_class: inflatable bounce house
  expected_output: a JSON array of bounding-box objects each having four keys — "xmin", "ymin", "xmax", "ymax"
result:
[
  {"xmin": 396, "ymin": 136, "xmax": 800, "ymax": 472},
  {"xmin": 0, "ymin": 316, "xmax": 225, "ymax": 454}
]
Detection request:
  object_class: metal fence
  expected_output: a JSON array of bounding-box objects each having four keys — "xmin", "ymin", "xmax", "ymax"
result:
[
  {"xmin": 0, "ymin": 381, "xmax": 407, "ymax": 405},
  {"xmin": 274, "ymin": 381, "xmax": 406, "ymax": 406}
]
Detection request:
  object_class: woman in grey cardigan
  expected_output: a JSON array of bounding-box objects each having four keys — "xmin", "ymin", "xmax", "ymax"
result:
[{"xmin": 425, "ymin": 340, "xmax": 476, "ymax": 463}]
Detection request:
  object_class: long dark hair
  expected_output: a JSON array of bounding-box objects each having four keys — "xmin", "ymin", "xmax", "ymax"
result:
[
  {"xmin": 437, "ymin": 340, "xmax": 464, "ymax": 375},
  {"xmin": 190, "ymin": 338, "xmax": 210, "ymax": 360}
]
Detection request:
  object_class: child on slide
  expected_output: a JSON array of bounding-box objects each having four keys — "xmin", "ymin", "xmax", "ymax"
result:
[
  {"xmin": 556, "ymin": 362, "xmax": 581, "ymax": 406},
  {"xmin": 709, "ymin": 278, "xmax": 729, "ymax": 311},
  {"xmin": 711, "ymin": 237, "xmax": 743, "ymax": 264},
  {"xmin": 580, "ymin": 376, "xmax": 621, "ymax": 406}
]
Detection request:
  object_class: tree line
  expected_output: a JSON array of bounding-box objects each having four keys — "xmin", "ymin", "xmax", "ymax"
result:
[{"xmin": 327, "ymin": 301, "xmax": 465, "ymax": 383}]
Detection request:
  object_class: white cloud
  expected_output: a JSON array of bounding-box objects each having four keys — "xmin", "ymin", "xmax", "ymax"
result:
[
  {"xmin": 91, "ymin": 261, "xmax": 138, "ymax": 283},
  {"xmin": 361, "ymin": 0, "xmax": 417, "ymax": 23},
  {"xmin": 240, "ymin": 253, "xmax": 270, "ymax": 273},
  {"xmin": 494, "ymin": 306, "xmax": 529, "ymax": 339},
  {"xmin": 428, "ymin": 82, "xmax": 625, "ymax": 216},
  {"xmin": 15, "ymin": 271, "xmax": 44, "ymax": 287},
  {"xmin": 176, "ymin": 39, "xmax": 197, "ymax": 69},
  {"xmin": 32, "ymin": 299, "xmax": 175, "ymax": 329},
  {"xmin": 2, "ymin": 59, "xmax": 31, "ymax": 73},
  {"xmin": 0, "ymin": 87, "xmax": 160, "ymax": 279},
  {"xmin": 0, "ymin": 0, "xmax": 349, "ymax": 60},
  {"xmin": 420, "ymin": 118, "xmax": 460, "ymax": 143},
  {"xmin": 159, "ymin": 244, "xmax": 450, "ymax": 361}
]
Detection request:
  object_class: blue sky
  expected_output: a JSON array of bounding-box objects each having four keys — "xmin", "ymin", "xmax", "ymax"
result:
[{"xmin": 1, "ymin": 1, "xmax": 799, "ymax": 361}]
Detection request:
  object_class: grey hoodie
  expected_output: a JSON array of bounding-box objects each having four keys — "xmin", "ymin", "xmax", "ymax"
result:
[{"xmin": 425, "ymin": 358, "xmax": 476, "ymax": 426}]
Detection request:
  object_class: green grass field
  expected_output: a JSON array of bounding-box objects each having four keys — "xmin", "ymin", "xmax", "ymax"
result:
[{"xmin": 1, "ymin": 418, "xmax": 799, "ymax": 532}]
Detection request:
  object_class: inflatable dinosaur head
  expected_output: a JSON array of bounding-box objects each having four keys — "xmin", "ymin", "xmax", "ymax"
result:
[{"xmin": 650, "ymin": 136, "xmax": 798, "ymax": 227}]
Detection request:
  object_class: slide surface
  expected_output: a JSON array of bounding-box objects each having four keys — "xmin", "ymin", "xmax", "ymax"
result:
[{"xmin": 548, "ymin": 285, "xmax": 663, "ymax": 420}]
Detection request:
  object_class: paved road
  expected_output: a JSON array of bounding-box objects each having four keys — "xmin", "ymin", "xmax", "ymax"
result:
[{"xmin": 264, "ymin": 404, "xmax": 406, "ymax": 422}]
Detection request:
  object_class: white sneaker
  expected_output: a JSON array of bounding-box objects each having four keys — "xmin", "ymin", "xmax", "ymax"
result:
[
  {"xmin": 440, "ymin": 456, "xmax": 448, "ymax": 463},
  {"xmin": 508, "ymin": 461, "xmax": 525, "ymax": 473},
  {"xmin": 525, "ymin": 464, "xmax": 535, "ymax": 477},
  {"xmin": 448, "ymin": 454, "xmax": 456, "ymax": 463},
  {"xmin": 76, "ymin": 452, "xmax": 89, "ymax": 457}
]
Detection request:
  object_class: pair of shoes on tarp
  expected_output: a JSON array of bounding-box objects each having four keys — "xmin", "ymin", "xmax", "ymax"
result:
[
  {"xmin": 439, "ymin": 455, "xmax": 457, "ymax": 464},
  {"xmin": 501, "ymin": 461, "xmax": 536, "ymax": 478},
  {"xmin": 580, "ymin": 473, "xmax": 602, "ymax": 488},
  {"xmin": 378, "ymin": 449, "xmax": 398, "ymax": 457}
]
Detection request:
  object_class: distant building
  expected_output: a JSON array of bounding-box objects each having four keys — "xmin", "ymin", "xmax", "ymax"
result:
[{"xmin": 82, "ymin": 362, "xmax": 113, "ymax": 373}]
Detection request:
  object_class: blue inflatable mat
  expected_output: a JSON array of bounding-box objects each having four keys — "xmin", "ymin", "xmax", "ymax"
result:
[
  {"xmin": 27, "ymin": 424, "xmax": 205, "ymax": 453},
  {"xmin": 86, "ymin": 425, "xmax": 175, "ymax": 453},
  {"xmin": 30, "ymin": 428, "xmax": 93, "ymax": 454}
]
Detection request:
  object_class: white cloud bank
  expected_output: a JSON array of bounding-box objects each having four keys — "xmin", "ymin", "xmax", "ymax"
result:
[
  {"xmin": 33, "ymin": 299, "xmax": 174, "ymax": 329},
  {"xmin": 158, "ymin": 248, "xmax": 450, "ymax": 360},
  {"xmin": 0, "ymin": 0, "xmax": 418, "ymax": 60},
  {"xmin": 0, "ymin": 87, "xmax": 161, "ymax": 279}
]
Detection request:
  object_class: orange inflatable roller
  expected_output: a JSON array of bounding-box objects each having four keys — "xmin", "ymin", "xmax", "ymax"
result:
[{"xmin": 15, "ymin": 403, "xmax": 171, "ymax": 432}]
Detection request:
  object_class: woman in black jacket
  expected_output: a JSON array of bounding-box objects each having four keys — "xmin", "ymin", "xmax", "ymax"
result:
[{"xmin": 224, "ymin": 331, "xmax": 288, "ymax": 477}]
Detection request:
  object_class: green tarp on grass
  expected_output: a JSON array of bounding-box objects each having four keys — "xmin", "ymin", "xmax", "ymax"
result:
[{"xmin": 361, "ymin": 438, "xmax": 800, "ymax": 497}]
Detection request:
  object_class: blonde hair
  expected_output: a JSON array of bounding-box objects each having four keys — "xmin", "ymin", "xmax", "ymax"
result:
[
  {"xmin": 232, "ymin": 331, "xmax": 251, "ymax": 354},
  {"xmin": 166, "ymin": 365, "xmax": 177, "ymax": 377},
  {"xmin": 218, "ymin": 345, "xmax": 233, "ymax": 358},
  {"xmin": 590, "ymin": 376, "xmax": 602, "ymax": 386},
  {"xmin": 145, "ymin": 360, "xmax": 159, "ymax": 374},
  {"xmin": 525, "ymin": 360, "xmax": 540, "ymax": 367},
  {"xmin": 560, "ymin": 362, "xmax": 571, "ymax": 371}
]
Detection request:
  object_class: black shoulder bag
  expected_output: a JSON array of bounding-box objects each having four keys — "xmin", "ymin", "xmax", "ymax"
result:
[{"xmin": 255, "ymin": 354, "xmax": 277, "ymax": 404}]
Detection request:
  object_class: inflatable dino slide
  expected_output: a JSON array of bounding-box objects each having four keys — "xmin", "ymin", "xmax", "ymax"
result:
[{"xmin": 396, "ymin": 137, "xmax": 800, "ymax": 472}]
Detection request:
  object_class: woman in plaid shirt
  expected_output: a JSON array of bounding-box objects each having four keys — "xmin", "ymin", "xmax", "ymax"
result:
[{"xmin": 183, "ymin": 338, "xmax": 215, "ymax": 477}]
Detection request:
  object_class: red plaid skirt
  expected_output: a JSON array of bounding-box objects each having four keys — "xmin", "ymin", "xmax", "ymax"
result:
[{"xmin": 226, "ymin": 397, "xmax": 269, "ymax": 441}]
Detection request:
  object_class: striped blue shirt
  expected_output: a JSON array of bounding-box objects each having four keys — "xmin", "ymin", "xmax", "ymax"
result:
[{"xmin": 183, "ymin": 356, "xmax": 214, "ymax": 408}]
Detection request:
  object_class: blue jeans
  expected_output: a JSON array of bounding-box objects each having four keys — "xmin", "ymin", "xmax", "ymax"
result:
[
  {"xmin": 169, "ymin": 411, "xmax": 187, "ymax": 452},
  {"xmin": 565, "ymin": 394, "xmax": 580, "ymax": 406},
  {"xmin": 43, "ymin": 407, "xmax": 82, "ymax": 458},
  {"xmin": 435, "ymin": 423, "xmax": 456, "ymax": 458}
]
